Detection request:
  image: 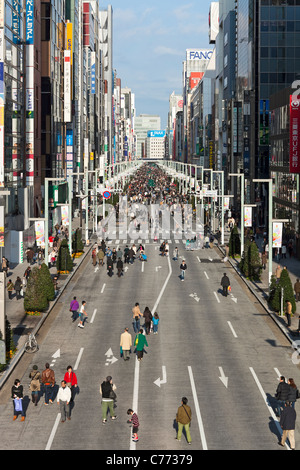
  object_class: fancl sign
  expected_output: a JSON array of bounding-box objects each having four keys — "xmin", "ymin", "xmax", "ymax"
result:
[
  {"xmin": 186, "ymin": 49, "xmax": 213, "ymax": 61},
  {"xmin": 147, "ymin": 130, "xmax": 166, "ymax": 138}
]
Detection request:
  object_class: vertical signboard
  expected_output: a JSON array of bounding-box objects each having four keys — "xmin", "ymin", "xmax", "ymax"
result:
[
  {"xmin": 290, "ymin": 95, "xmax": 300, "ymax": 173},
  {"xmin": 26, "ymin": 0, "xmax": 34, "ymax": 186},
  {"xmin": 64, "ymin": 50, "xmax": 71, "ymax": 122},
  {"xmin": 0, "ymin": 1, "xmax": 4, "ymax": 188},
  {"xmin": 91, "ymin": 51, "xmax": 96, "ymax": 94},
  {"xmin": 244, "ymin": 206, "xmax": 252, "ymax": 227}
]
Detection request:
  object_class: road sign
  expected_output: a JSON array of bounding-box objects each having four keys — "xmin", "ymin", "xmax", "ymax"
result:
[{"xmin": 103, "ymin": 190, "xmax": 111, "ymax": 200}]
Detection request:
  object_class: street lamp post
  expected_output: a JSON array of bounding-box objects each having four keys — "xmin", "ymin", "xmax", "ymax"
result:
[
  {"xmin": 253, "ymin": 179, "xmax": 272, "ymax": 285},
  {"xmin": 229, "ymin": 173, "xmax": 245, "ymax": 258}
]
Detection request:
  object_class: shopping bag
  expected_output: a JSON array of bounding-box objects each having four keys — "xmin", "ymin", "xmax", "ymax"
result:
[
  {"xmin": 14, "ymin": 398, "xmax": 22, "ymax": 412},
  {"xmin": 228, "ymin": 286, "xmax": 231, "ymax": 292}
]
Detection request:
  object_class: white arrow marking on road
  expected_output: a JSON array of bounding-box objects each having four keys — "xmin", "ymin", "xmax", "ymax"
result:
[
  {"xmin": 105, "ymin": 348, "xmax": 118, "ymax": 366},
  {"xmin": 230, "ymin": 293, "xmax": 237, "ymax": 303},
  {"xmin": 208, "ymin": 257, "xmax": 213, "ymax": 262},
  {"xmin": 94, "ymin": 266, "xmax": 99, "ymax": 273},
  {"xmin": 154, "ymin": 366, "xmax": 167, "ymax": 387},
  {"xmin": 124, "ymin": 266, "xmax": 129, "ymax": 272},
  {"xmin": 219, "ymin": 367, "xmax": 228, "ymax": 388},
  {"xmin": 156, "ymin": 266, "xmax": 162, "ymax": 272},
  {"xmin": 190, "ymin": 293, "xmax": 200, "ymax": 302},
  {"xmin": 52, "ymin": 349, "xmax": 60, "ymax": 359}
]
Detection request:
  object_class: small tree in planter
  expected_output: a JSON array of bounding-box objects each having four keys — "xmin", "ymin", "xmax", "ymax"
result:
[
  {"xmin": 268, "ymin": 268, "xmax": 296, "ymax": 314},
  {"xmin": 229, "ymin": 225, "xmax": 241, "ymax": 258},
  {"xmin": 72, "ymin": 228, "xmax": 84, "ymax": 256},
  {"xmin": 39, "ymin": 263, "xmax": 55, "ymax": 302},
  {"xmin": 56, "ymin": 239, "xmax": 73, "ymax": 273},
  {"xmin": 24, "ymin": 267, "xmax": 48, "ymax": 314}
]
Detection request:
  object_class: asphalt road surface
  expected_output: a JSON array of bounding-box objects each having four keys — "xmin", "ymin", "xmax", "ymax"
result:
[{"xmin": 0, "ymin": 240, "xmax": 299, "ymax": 451}]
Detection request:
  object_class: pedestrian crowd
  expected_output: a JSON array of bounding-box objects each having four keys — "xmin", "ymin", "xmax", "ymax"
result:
[
  {"xmin": 275, "ymin": 375, "xmax": 298, "ymax": 449},
  {"xmin": 11, "ymin": 363, "xmax": 78, "ymax": 423}
]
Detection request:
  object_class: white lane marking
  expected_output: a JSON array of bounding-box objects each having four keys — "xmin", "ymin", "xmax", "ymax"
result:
[
  {"xmin": 90, "ymin": 308, "xmax": 97, "ymax": 324},
  {"xmin": 74, "ymin": 347, "xmax": 84, "ymax": 371},
  {"xmin": 45, "ymin": 413, "xmax": 61, "ymax": 450},
  {"xmin": 227, "ymin": 321, "xmax": 238, "ymax": 338},
  {"xmin": 214, "ymin": 291, "xmax": 220, "ymax": 303},
  {"xmin": 130, "ymin": 255, "xmax": 172, "ymax": 451},
  {"xmin": 141, "ymin": 261, "xmax": 144, "ymax": 273},
  {"xmin": 101, "ymin": 283, "xmax": 106, "ymax": 294},
  {"xmin": 188, "ymin": 366, "xmax": 208, "ymax": 450},
  {"xmin": 249, "ymin": 367, "xmax": 290, "ymax": 450},
  {"xmin": 204, "ymin": 271, "xmax": 209, "ymax": 280}
]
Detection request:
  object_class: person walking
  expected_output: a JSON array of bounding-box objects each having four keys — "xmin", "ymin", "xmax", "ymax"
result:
[
  {"xmin": 107, "ymin": 256, "xmax": 114, "ymax": 277},
  {"xmin": 132, "ymin": 302, "xmax": 142, "ymax": 333},
  {"xmin": 57, "ymin": 380, "xmax": 71, "ymax": 422},
  {"xmin": 100, "ymin": 376, "xmax": 118, "ymax": 424},
  {"xmin": 78, "ymin": 300, "xmax": 88, "ymax": 328},
  {"xmin": 120, "ymin": 327, "xmax": 132, "ymax": 361},
  {"xmin": 175, "ymin": 397, "xmax": 192, "ymax": 444},
  {"xmin": 261, "ymin": 251, "xmax": 267, "ymax": 270},
  {"xmin": 2, "ymin": 256, "xmax": 8, "ymax": 274},
  {"xmin": 29, "ymin": 365, "xmax": 41, "ymax": 407},
  {"xmin": 279, "ymin": 401, "xmax": 296, "ymax": 449},
  {"xmin": 117, "ymin": 257, "xmax": 123, "ymax": 278},
  {"xmin": 152, "ymin": 312, "xmax": 160, "ymax": 334},
  {"xmin": 221, "ymin": 273, "xmax": 230, "ymax": 297},
  {"xmin": 275, "ymin": 376, "xmax": 290, "ymax": 416},
  {"xmin": 294, "ymin": 279, "xmax": 300, "ymax": 302},
  {"xmin": 6, "ymin": 279, "xmax": 14, "ymax": 300},
  {"xmin": 180, "ymin": 260, "xmax": 187, "ymax": 281},
  {"xmin": 134, "ymin": 329, "xmax": 148, "ymax": 361},
  {"xmin": 14, "ymin": 276, "xmax": 22, "ymax": 300},
  {"xmin": 127, "ymin": 408, "xmax": 140, "ymax": 442},
  {"xmin": 70, "ymin": 296, "xmax": 80, "ymax": 322},
  {"xmin": 287, "ymin": 378, "xmax": 299, "ymax": 409},
  {"xmin": 64, "ymin": 365, "xmax": 78, "ymax": 402},
  {"xmin": 41, "ymin": 363, "xmax": 55, "ymax": 405},
  {"xmin": 97, "ymin": 247, "xmax": 105, "ymax": 266},
  {"xmin": 11, "ymin": 379, "xmax": 25, "ymax": 421},
  {"xmin": 173, "ymin": 247, "xmax": 179, "ymax": 261},
  {"xmin": 285, "ymin": 300, "xmax": 292, "ymax": 327},
  {"xmin": 143, "ymin": 307, "xmax": 152, "ymax": 335}
]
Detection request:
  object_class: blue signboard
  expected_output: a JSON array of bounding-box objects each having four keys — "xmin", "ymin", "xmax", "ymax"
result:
[
  {"xmin": 26, "ymin": 0, "xmax": 34, "ymax": 45},
  {"xmin": 66, "ymin": 129, "xmax": 73, "ymax": 147},
  {"xmin": 147, "ymin": 130, "xmax": 166, "ymax": 138}
]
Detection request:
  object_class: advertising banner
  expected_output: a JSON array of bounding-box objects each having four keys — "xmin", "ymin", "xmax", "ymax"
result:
[
  {"xmin": 290, "ymin": 95, "xmax": 300, "ymax": 173},
  {"xmin": 273, "ymin": 222, "xmax": 283, "ymax": 248},
  {"xmin": 34, "ymin": 220, "xmax": 45, "ymax": 247},
  {"xmin": 61, "ymin": 205, "xmax": 69, "ymax": 226},
  {"xmin": 224, "ymin": 197, "xmax": 230, "ymax": 211},
  {"xmin": 26, "ymin": 0, "xmax": 34, "ymax": 45},
  {"xmin": 244, "ymin": 206, "xmax": 252, "ymax": 227},
  {"xmin": 91, "ymin": 51, "xmax": 96, "ymax": 94}
]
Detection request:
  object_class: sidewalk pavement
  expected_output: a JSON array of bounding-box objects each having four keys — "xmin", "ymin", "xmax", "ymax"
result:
[
  {"xmin": 219, "ymin": 230, "xmax": 300, "ymax": 344},
  {"xmin": 0, "ymin": 217, "xmax": 95, "ymax": 386}
]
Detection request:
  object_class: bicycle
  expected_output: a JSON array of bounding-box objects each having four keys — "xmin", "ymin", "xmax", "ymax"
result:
[{"xmin": 24, "ymin": 333, "xmax": 39, "ymax": 353}]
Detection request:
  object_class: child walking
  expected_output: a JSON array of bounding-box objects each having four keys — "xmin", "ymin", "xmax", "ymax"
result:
[
  {"xmin": 152, "ymin": 312, "xmax": 159, "ymax": 334},
  {"xmin": 127, "ymin": 408, "xmax": 139, "ymax": 442}
]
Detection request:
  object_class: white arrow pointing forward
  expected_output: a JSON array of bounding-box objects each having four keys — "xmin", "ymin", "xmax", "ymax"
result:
[
  {"xmin": 219, "ymin": 367, "xmax": 228, "ymax": 388},
  {"xmin": 94, "ymin": 266, "xmax": 99, "ymax": 273},
  {"xmin": 230, "ymin": 293, "xmax": 237, "ymax": 303},
  {"xmin": 154, "ymin": 366, "xmax": 167, "ymax": 388},
  {"xmin": 105, "ymin": 348, "xmax": 118, "ymax": 366}
]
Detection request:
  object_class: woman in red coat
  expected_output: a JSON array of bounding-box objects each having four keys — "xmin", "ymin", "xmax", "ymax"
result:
[{"xmin": 64, "ymin": 366, "xmax": 78, "ymax": 402}]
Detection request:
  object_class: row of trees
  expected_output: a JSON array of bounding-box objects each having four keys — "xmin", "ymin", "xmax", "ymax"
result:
[
  {"xmin": 228, "ymin": 224, "xmax": 296, "ymax": 314},
  {"xmin": 24, "ymin": 229, "xmax": 84, "ymax": 313}
]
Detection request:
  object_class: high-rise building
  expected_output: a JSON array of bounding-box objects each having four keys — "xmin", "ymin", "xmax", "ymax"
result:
[{"xmin": 135, "ymin": 115, "xmax": 161, "ymax": 159}]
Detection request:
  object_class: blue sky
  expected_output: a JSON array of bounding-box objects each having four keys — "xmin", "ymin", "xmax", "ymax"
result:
[{"xmin": 100, "ymin": 0, "xmax": 213, "ymax": 128}]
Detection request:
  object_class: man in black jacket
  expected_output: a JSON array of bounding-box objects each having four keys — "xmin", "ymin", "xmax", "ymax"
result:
[
  {"xmin": 279, "ymin": 401, "xmax": 296, "ymax": 449},
  {"xmin": 275, "ymin": 376, "xmax": 290, "ymax": 417},
  {"xmin": 221, "ymin": 273, "xmax": 230, "ymax": 297}
]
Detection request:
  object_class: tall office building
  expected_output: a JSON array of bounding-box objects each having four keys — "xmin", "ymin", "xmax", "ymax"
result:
[{"xmin": 135, "ymin": 115, "xmax": 161, "ymax": 159}]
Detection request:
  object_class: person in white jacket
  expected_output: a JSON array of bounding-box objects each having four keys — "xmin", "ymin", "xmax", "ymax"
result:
[
  {"xmin": 120, "ymin": 327, "xmax": 132, "ymax": 361},
  {"xmin": 57, "ymin": 380, "xmax": 72, "ymax": 422}
]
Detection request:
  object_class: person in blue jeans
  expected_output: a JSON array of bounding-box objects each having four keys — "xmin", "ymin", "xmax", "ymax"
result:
[
  {"xmin": 180, "ymin": 260, "xmax": 187, "ymax": 281},
  {"xmin": 152, "ymin": 312, "xmax": 159, "ymax": 334}
]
